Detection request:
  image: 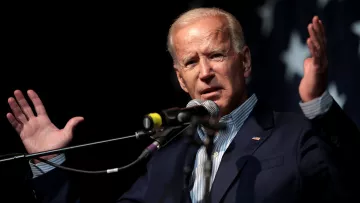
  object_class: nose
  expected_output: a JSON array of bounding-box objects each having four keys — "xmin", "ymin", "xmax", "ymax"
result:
[{"xmin": 199, "ymin": 58, "xmax": 214, "ymax": 82}]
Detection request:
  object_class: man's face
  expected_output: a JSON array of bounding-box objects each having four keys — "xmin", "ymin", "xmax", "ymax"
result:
[{"xmin": 172, "ymin": 16, "xmax": 251, "ymax": 117}]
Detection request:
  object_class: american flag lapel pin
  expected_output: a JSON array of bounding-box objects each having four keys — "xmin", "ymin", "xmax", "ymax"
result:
[{"xmin": 252, "ymin": 137, "xmax": 261, "ymax": 141}]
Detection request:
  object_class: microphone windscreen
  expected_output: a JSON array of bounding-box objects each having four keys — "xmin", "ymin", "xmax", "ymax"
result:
[
  {"xmin": 202, "ymin": 100, "xmax": 219, "ymax": 118},
  {"xmin": 186, "ymin": 99, "xmax": 203, "ymax": 108},
  {"xmin": 185, "ymin": 99, "xmax": 219, "ymax": 118}
]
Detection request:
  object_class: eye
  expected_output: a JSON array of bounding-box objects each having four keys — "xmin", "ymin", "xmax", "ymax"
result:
[
  {"xmin": 184, "ymin": 58, "xmax": 198, "ymax": 68},
  {"xmin": 185, "ymin": 60, "xmax": 196, "ymax": 66},
  {"xmin": 210, "ymin": 53, "xmax": 225, "ymax": 61}
]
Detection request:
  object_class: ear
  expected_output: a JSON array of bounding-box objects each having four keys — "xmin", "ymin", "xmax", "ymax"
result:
[
  {"xmin": 241, "ymin": 46, "xmax": 252, "ymax": 78},
  {"xmin": 174, "ymin": 66, "xmax": 189, "ymax": 93}
]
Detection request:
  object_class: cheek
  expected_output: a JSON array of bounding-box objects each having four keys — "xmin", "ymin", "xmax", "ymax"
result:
[
  {"xmin": 219, "ymin": 65, "xmax": 242, "ymax": 89},
  {"xmin": 218, "ymin": 63, "xmax": 244, "ymax": 97},
  {"xmin": 182, "ymin": 73, "xmax": 199, "ymax": 97},
  {"xmin": 228, "ymin": 63, "xmax": 245, "ymax": 86},
  {"xmin": 189, "ymin": 82, "xmax": 198, "ymax": 97}
]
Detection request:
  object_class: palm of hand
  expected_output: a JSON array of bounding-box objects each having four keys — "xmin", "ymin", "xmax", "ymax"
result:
[
  {"xmin": 20, "ymin": 115, "xmax": 71, "ymax": 154},
  {"xmin": 7, "ymin": 90, "xmax": 84, "ymax": 156}
]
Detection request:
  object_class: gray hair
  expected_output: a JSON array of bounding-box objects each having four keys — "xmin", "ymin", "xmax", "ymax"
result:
[{"xmin": 167, "ymin": 7, "xmax": 246, "ymax": 64}]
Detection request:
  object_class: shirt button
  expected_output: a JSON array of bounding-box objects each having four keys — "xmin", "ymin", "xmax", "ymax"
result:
[{"xmin": 213, "ymin": 152, "xmax": 219, "ymax": 158}]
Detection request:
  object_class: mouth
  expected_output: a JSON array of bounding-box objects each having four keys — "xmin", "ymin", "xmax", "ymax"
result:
[{"xmin": 200, "ymin": 87, "xmax": 222, "ymax": 96}]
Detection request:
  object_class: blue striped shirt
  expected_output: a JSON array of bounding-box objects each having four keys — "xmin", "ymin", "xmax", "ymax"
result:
[
  {"xmin": 30, "ymin": 91, "xmax": 334, "ymax": 202},
  {"xmin": 190, "ymin": 94, "xmax": 258, "ymax": 202}
]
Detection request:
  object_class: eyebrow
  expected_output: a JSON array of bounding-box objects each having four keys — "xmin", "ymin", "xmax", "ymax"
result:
[
  {"xmin": 182, "ymin": 54, "xmax": 195, "ymax": 64},
  {"xmin": 181, "ymin": 46, "xmax": 229, "ymax": 62},
  {"xmin": 208, "ymin": 47, "xmax": 227, "ymax": 53}
]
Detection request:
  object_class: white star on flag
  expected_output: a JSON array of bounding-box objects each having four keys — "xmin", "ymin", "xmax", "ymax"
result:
[
  {"xmin": 317, "ymin": 0, "xmax": 331, "ymax": 9},
  {"xmin": 281, "ymin": 31, "xmax": 309, "ymax": 82},
  {"xmin": 257, "ymin": 0, "xmax": 278, "ymax": 37},
  {"xmin": 328, "ymin": 81, "xmax": 347, "ymax": 108},
  {"xmin": 350, "ymin": 21, "xmax": 360, "ymax": 57}
]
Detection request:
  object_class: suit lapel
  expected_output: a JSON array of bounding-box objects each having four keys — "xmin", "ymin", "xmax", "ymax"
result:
[{"xmin": 210, "ymin": 101, "xmax": 274, "ymax": 203}]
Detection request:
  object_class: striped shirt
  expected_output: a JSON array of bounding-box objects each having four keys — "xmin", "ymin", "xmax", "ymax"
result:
[
  {"xmin": 190, "ymin": 94, "xmax": 258, "ymax": 202},
  {"xmin": 30, "ymin": 91, "xmax": 334, "ymax": 202}
]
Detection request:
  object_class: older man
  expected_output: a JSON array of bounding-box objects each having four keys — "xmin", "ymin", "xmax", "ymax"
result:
[{"xmin": 6, "ymin": 7, "xmax": 359, "ymax": 203}]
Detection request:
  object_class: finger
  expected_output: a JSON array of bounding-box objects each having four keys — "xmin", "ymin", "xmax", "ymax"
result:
[
  {"xmin": 308, "ymin": 24, "xmax": 321, "ymax": 52},
  {"xmin": 14, "ymin": 90, "xmax": 35, "ymax": 118},
  {"xmin": 64, "ymin": 117, "xmax": 84, "ymax": 137},
  {"xmin": 8, "ymin": 97, "xmax": 28, "ymax": 123},
  {"xmin": 312, "ymin": 16, "xmax": 326, "ymax": 48},
  {"xmin": 27, "ymin": 90, "xmax": 47, "ymax": 116},
  {"xmin": 316, "ymin": 19, "xmax": 328, "ymax": 68},
  {"xmin": 6, "ymin": 113, "xmax": 23, "ymax": 134},
  {"xmin": 307, "ymin": 38, "xmax": 320, "ymax": 65}
]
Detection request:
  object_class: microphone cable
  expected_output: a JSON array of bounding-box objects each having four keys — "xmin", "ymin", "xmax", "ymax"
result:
[
  {"xmin": 34, "ymin": 126, "xmax": 190, "ymax": 174},
  {"xmin": 0, "ymin": 127, "xmax": 190, "ymax": 175},
  {"xmin": 34, "ymin": 156, "xmax": 141, "ymax": 174}
]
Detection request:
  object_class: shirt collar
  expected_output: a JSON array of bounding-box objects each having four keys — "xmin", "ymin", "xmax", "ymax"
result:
[{"xmin": 197, "ymin": 93, "xmax": 258, "ymax": 141}]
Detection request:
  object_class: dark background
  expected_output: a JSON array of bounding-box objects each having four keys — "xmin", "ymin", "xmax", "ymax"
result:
[{"xmin": 1, "ymin": 0, "xmax": 359, "ymax": 202}]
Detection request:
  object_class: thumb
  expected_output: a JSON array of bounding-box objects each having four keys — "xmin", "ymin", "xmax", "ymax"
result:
[
  {"xmin": 303, "ymin": 58, "xmax": 311, "ymax": 76},
  {"xmin": 64, "ymin": 116, "xmax": 84, "ymax": 135}
]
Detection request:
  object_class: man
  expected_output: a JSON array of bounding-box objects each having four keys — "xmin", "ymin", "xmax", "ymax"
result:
[{"xmin": 6, "ymin": 7, "xmax": 360, "ymax": 203}]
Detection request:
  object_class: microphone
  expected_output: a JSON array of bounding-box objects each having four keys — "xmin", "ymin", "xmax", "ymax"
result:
[
  {"xmin": 138, "ymin": 99, "xmax": 220, "ymax": 159},
  {"xmin": 142, "ymin": 99, "xmax": 219, "ymax": 130}
]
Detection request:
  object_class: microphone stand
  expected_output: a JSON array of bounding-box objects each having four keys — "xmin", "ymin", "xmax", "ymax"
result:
[
  {"xmin": 184, "ymin": 116, "xmax": 225, "ymax": 203},
  {"xmin": 182, "ymin": 123, "xmax": 202, "ymax": 203},
  {"xmin": 203, "ymin": 128, "xmax": 215, "ymax": 203}
]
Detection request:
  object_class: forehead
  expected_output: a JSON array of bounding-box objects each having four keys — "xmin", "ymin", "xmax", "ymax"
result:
[{"xmin": 172, "ymin": 16, "xmax": 231, "ymax": 54}]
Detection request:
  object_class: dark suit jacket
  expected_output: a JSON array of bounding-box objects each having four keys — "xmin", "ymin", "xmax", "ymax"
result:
[{"xmin": 30, "ymin": 100, "xmax": 360, "ymax": 203}]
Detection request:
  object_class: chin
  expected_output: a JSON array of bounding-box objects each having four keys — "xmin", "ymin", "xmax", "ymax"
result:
[{"xmin": 215, "ymin": 100, "xmax": 234, "ymax": 117}]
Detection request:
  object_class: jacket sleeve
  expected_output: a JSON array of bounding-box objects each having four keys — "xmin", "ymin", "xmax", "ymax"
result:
[{"xmin": 298, "ymin": 100, "xmax": 360, "ymax": 202}]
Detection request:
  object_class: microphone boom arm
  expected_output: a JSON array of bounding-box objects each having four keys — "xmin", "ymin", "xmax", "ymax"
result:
[{"xmin": 0, "ymin": 130, "xmax": 155, "ymax": 163}]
